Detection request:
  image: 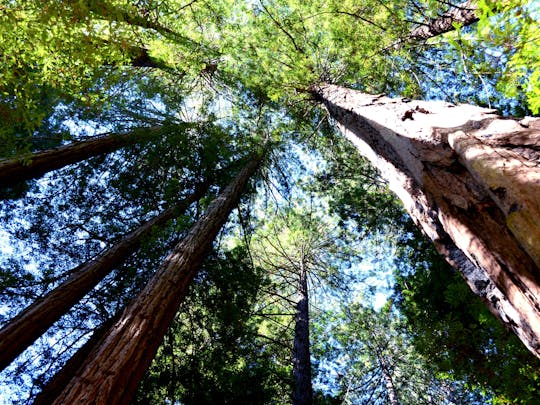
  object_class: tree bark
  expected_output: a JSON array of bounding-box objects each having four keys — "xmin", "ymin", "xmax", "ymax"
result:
[
  {"xmin": 292, "ymin": 259, "xmax": 313, "ymax": 405},
  {"xmin": 50, "ymin": 151, "xmax": 264, "ymax": 404},
  {"xmin": 311, "ymin": 83, "xmax": 540, "ymax": 358},
  {"xmin": 0, "ymin": 184, "xmax": 207, "ymax": 371},
  {"xmin": 32, "ymin": 315, "xmax": 118, "ymax": 405},
  {"xmin": 408, "ymin": 1, "xmax": 478, "ymax": 41},
  {"xmin": 0, "ymin": 126, "xmax": 161, "ymax": 190}
]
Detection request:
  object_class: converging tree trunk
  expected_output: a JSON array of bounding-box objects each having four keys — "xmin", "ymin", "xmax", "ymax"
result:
[
  {"xmin": 311, "ymin": 83, "xmax": 540, "ymax": 358},
  {"xmin": 32, "ymin": 315, "xmax": 118, "ymax": 405},
  {"xmin": 292, "ymin": 258, "xmax": 313, "ymax": 405},
  {"xmin": 0, "ymin": 126, "xmax": 162, "ymax": 190},
  {"xmin": 0, "ymin": 183, "xmax": 207, "ymax": 371},
  {"xmin": 51, "ymin": 151, "xmax": 265, "ymax": 404}
]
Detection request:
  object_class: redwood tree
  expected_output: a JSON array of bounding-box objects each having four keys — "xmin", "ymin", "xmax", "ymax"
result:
[
  {"xmin": 311, "ymin": 82, "xmax": 540, "ymax": 357},
  {"xmin": 50, "ymin": 150, "xmax": 265, "ymax": 404},
  {"xmin": 0, "ymin": 182, "xmax": 207, "ymax": 371},
  {"xmin": 0, "ymin": 127, "xmax": 164, "ymax": 191},
  {"xmin": 292, "ymin": 258, "xmax": 313, "ymax": 405}
]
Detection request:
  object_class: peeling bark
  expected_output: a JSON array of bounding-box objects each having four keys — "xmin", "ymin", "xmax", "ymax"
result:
[
  {"xmin": 312, "ymin": 83, "xmax": 540, "ymax": 358},
  {"xmin": 0, "ymin": 184, "xmax": 207, "ymax": 371},
  {"xmin": 0, "ymin": 127, "xmax": 161, "ymax": 191},
  {"xmin": 51, "ymin": 151, "xmax": 264, "ymax": 404},
  {"xmin": 292, "ymin": 259, "xmax": 313, "ymax": 405}
]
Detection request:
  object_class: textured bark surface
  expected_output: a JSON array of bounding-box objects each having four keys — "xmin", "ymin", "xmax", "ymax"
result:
[
  {"xmin": 32, "ymin": 315, "xmax": 118, "ymax": 405},
  {"xmin": 0, "ymin": 127, "xmax": 160, "ymax": 190},
  {"xmin": 292, "ymin": 260, "xmax": 313, "ymax": 405},
  {"xmin": 409, "ymin": 1, "xmax": 478, "ymax": 41},
  {"xmin": 51, "ymin": 152, "xmax": 263, "ymax": 404},
  {"xmin": 313, "ymin": 83, "xmax": 540, "ymax": 358},
  {"xmin": 0, "ymin": 185, "xmax": 206, "ymax": 371}
]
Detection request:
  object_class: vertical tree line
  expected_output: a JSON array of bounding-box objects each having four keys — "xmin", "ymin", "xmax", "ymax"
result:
[{"xmin": 52, "ymin": 150, "xmax": 266, "ymax": 403}]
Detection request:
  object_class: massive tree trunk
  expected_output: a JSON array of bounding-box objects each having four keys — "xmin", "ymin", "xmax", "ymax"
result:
[
  {"xmin": 0, "ymin": 184, "xmax": 207, "ymax": 371},
  {"xmin": 292, "ymin": 259, "xmax": 313, "ymax": 405},
  {"xmin": 311, "ymin": 83, "xmax": 540, "ymax": 358},
  {"xmin": 0, "ymin": 126, "xmax": 162, "ymax": 190},
  {"xmin": 51, "ymin": 151, "xmax": 264, "ymax": 404}
]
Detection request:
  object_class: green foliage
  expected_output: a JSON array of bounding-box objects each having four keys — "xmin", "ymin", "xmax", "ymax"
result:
[
  {"xmin": 1, "ymin": 0, "xmax": 538, "ymax": 402},
  {"xmin": 219, "ymin": 0, "xmax": 415, "ymax": 103},
  {"xmin": 311, "ymin": 131, "xmax": 407, "ymax": 236},
  {"xmin": 135, "ymin": 247, "xmax": 288, "ymax": 404},
  {"xmin": 312, "ymin": 302, "xmax": 486, "ymax": 404},
  {"xmin": 394, "ymin": 225, "xmax": 540, "ymax": 404},
  {"xmin": 0, "ymin": 0, "xmax": 226, "ymax": 155},
  {"xmin": 446, "ymin": 0, "xmax": 540, "ymax": 113}
]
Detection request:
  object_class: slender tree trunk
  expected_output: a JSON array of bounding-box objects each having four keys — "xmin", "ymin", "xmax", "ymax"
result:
[
  {"xmin": 51, "ymin": 151, "xmax": 264, "ymax": 404},
  {"xmin": 311, "ymin": 83, "xmax": 540, "ymax": 358},
  {"xmin": 0, "ymin": 126, "xmax": 161, "ymax": 190},
  {"xmin": 0, "ymin": 184, "xmax": 207, "ymax": 371},
  {"xmin": 376, "ymin": 350, "xmax": 399, "ymax": 405},
  {"xmin": 292, "ymin": 259, "xmax": 313, "ymax": 405},
  {"xmin": 408, "ymin": 1, "xmax": 478, "ymax": 41}
]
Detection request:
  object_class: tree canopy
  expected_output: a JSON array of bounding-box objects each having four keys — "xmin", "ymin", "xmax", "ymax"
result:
[{"xmin": 0, "ymin": 0, "xmax": 539, "ymax": 403}]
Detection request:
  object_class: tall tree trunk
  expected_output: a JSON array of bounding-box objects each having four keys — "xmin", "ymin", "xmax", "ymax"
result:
[
  {"xmin": 0, "ymin": 126, "xmax": 162, "ymax": 190},
  {"xmin": 311, "ymin": 83, "xmax": 540, "ymax": 358},
  {"xmin": 292, "ymin": 259, "xmax": 313, "ymax": 405},
  {"xmin": 376, "ymin": 350, "xmax": 399, "ymax": 405},
  {"xmin": 51, "ymin": 151, "xmax": 264, "ymax": 404},
  {"xmin": 408, "ymin": 1, "xmax": 478, "ymax": 41},
  {"xmin": 32, "ymin": 314, "xmax": 118, "ymax": 405},
  {"xmin": 0, "ymin": 184, "xmax": 207, "ymax": 371}
]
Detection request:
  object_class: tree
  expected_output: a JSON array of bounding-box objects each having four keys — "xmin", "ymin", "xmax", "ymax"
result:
[
  {"xmin": 310, "ymin": 82, "xmax": 540, "ymax": 358},
  {"xmin": 0, "ymin": 181, "xmax": 208, "ymax": 371},
  {"xmin": 0, "ymin": 0, "xmax": 220, "ymax": 142},
  {"xmin": 407, "ymin": 0, "xmax": 479, "ymax": 41},
  {"xmin": 313, "ymin": 302, "xmax": 488, "ymax": 404},
  {"xmin": 32, "ymin": 314, "xmax": 119, "ymax": 405},
  {"xmin": 251, "ymin": 208, "xmax": 316, "ymax": 404},
  {"xmin": 250, "ymin": 203, "xmax": 352, "ymax": 405},
  {"xmin": 135, "ymin": 247, "xmax": 288, "ymax": 404},
  {"xmin": 2, "ymin": 0, "xmax": 539, "ymax": 399},
  {"xmin": 50, "ymin": 149, "xmax": 265, "ymax": 403},
  {"xmin": 473, "ymin": 0, "xmax": 540, "ymax": 113},
  {"xmin": 0, "ymin": 126, "xmax": 165, "ymax": 191},
  {"xmin": 394, "ymin": 222, "xmax": 540, "ymax": 403}
]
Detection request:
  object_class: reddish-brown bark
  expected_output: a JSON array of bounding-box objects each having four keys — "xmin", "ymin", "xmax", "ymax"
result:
[
  {"xmin": 312, "ymin": 83, "xmax": 540, "ymax": 358},
  {"xmin": 0, "ymin": 185, "xmax": 206, "ymax": 371},
  {"xmin": 32, "ymin": 315, "xmax": 118, "ymax": 405},
  {"xmin": 51, "ymin": 151, "xmax": 264, "ymax": 404},
  {"xmin": 0, "ymin": 127, "xmax": 160, "ymax": 190}
]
